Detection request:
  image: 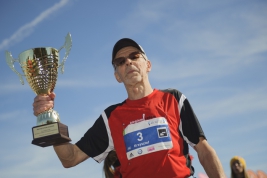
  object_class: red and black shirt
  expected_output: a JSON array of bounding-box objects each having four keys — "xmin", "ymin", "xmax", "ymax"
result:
[{"xmin": 76, "ymin": 89, "xmax": 206, "ymax": 178}]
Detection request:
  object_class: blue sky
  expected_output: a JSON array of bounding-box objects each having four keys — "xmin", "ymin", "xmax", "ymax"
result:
[{"xmin": 0, "ymin": 0, "xmax": 266, "ymax": 177}]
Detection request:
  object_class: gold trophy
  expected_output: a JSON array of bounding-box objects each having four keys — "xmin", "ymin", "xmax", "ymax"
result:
[{"xmin": 5, "ymin": 33, "xmax": 72, "ymax": 147}]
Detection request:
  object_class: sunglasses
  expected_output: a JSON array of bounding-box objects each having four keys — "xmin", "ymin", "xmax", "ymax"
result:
[{"xmin": 112, "ymin": 51, "xmax": 145, "ymax": 68}]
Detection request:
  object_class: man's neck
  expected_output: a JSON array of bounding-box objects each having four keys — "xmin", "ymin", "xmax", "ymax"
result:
[{"xmin": 125, "ymin": 82, "xmax": 153, "ymax": 100}]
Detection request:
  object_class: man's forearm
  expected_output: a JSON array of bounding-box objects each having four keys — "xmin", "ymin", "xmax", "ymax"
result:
[
  {"xmin": 53, "ymin": 143, "xmax": 89, "ymax": 168},
  {"xmin": 53, "ymin": 143, "xmax": 77, "ymax": 168}
]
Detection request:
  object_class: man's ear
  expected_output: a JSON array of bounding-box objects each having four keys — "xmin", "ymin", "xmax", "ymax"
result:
[
  {"xmin": 147, "ymin": 60, "xmax": 152, "ymax": 72},
  {"xmin": 114, "ymin": 71, "xmax": 122, "ymax": 83}
]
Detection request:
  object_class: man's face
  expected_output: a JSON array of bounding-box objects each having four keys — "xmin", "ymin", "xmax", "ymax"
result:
[{"xmin": 113, "ymin": 46, "xmax": 151, "ymax": 86}]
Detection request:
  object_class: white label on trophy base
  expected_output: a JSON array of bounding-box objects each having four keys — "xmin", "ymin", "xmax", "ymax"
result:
[{"xmin": 33, "ymin": 123, "xmax": 59, "ymax": 139}]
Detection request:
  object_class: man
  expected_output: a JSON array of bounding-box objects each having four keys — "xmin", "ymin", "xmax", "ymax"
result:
[{"xmin": 33, "ymin": 38, "xmax": 226, "ymax": 178}]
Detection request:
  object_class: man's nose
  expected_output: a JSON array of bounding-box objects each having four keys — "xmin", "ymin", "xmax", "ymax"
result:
[{"xmin": 125, "ymin": 58, "xmax": 132, "ymax": 65}]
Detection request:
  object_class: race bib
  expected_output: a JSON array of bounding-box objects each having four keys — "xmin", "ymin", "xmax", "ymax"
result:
[{"xmin": 123, "ymin": 117, "xmax": 173, "ymax": 160}]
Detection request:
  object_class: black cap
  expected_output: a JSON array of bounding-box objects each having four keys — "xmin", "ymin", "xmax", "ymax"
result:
[{"xmin": 112, "ymin": 38, "xmax": 145, "ymax": 63}]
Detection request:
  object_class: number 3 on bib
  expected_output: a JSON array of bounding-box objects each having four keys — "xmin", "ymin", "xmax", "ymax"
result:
[
  {"xmin": 123, "ymin": 117, "xmax": 173, "ymax": 160},
  {"xmin": 137, "ymin": 132, "xmax": 143, "ymax": 141}
]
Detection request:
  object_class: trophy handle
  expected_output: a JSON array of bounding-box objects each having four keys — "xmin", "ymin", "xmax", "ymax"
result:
[
  {"xmin": 5, "ymin": 51, "xmax": 25, "ymax": 85},
  {"xmin": 58, "ymin": 33, "xmax": 72, "ymax": 74}
]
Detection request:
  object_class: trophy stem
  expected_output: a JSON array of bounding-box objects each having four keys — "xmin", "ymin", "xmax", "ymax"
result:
[{"xmin": 36, "ymin": 109, "xmax": 60, "ymax": 126}]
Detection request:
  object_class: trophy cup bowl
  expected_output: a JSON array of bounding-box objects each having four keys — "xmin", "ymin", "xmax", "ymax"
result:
[{"xmin": 5, "ymin": 33, "xmax": 72, "ymax": 147}]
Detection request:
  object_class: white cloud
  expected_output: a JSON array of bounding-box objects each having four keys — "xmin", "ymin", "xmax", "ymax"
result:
[
  {"xmin": 0, "ymin": 0, "xmax": 69, "ymax": 50},
  {"xmin": 196, "ymin": 86, "xmax": 267, "ymax": 121},
  {"xmin": 0, "ymin": 110, "xmax": 28, "ymax": 121}
]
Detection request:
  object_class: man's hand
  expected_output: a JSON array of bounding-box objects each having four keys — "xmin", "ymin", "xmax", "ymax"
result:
[{"xmin": 33, "ymin": 92, "xmax": 56, "ymax": 116}]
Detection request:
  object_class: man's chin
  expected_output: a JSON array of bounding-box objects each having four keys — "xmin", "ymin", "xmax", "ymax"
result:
[{"xmin": 125, "ymin": 77, "xmax": 142, "ymax": 85}]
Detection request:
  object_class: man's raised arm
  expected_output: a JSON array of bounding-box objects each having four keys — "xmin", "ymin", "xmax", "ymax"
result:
[
  {"xmin": 33, "ymin": 92, "xmax": 89, "ymax": 168},
  {"xmin": 53, "ymin": 143, "xmax": 89, "ymax": 168}
]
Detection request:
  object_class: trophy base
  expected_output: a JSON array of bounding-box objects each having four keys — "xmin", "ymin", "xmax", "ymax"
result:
[{"xmin": 32, "ymin": 122, "xmax": 71, "ymax": 147}]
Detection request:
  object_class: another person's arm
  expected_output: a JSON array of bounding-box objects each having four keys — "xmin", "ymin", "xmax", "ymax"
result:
[
  {"xmin": 33, "ymin": 92, "xmax": 89, "ymax": 167},
  {"xmin": 195, "ymin": 137, "xmax": 226, "ymax": 178}
]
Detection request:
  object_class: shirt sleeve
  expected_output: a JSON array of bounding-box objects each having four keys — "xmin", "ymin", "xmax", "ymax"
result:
[
  {"xmin": 179, "ymin": 97, "xmax": 206, "ymax": 147},
  {"xmin": 75, "ymin": 114, "xmax": 110, "ymax": 162},
  {"xmin": 161, "ymin": 88, "xmax": 206, "ymax": 147}
]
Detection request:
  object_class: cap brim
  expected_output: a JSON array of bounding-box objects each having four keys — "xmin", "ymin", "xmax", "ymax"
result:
[{"xmin": 112, "ymin": 38, "xmax": 145, "ymax": 62}]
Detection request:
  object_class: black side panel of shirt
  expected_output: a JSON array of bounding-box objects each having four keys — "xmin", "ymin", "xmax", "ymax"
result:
[
  {"xmin": 160, "ymin": 88, "xmax": 206, "ymax": 176},
  {"xmin": 161, "ymin": 88, "xmax": 206, "ymax": 144},
  {"xmin": 75, "ymin": 115, "xmax": 109, "ymax": 160},
  {"xmin": 75, "ymin": 102, "xmax": 125, "ymax": 160}
]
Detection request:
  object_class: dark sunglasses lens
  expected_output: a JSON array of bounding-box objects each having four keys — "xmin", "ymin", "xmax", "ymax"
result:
[
  {"xmin": 114, "ymin": 57, "xmax": 126, "ymax": 66},
  {"xmin": 113, "ymin": 52, "xmax": 141, "ymax": 67},
  {"xmin": 129, "ymin": 52, "xmax": 140, "ymax": 60}
]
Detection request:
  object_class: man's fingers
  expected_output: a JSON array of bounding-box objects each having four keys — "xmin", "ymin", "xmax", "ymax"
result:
[
  {"xmin": 49, "ymin": 92, "xmax": 56, "ymax": 100},
  {"xmin": 34, "ymin": 93, "xmax": 56, "ymax": 102},
  {"xmin": 32, "ymin": 93, "xmax": 56, "ymax": 116},
  {"xmin": 33, "ymin": 99, "xmax": 53, "ymax": 107},
  {"xmin": 33, "ymin": 105, "xmax": 51, "ymax": 116}
]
